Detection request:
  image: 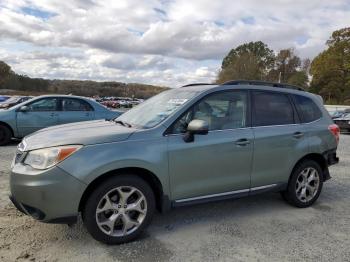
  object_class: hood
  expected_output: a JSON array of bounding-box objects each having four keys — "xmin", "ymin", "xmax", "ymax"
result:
[{"xmin": 23, "ymin": 120, "xmax": 136, "ymax": 151}]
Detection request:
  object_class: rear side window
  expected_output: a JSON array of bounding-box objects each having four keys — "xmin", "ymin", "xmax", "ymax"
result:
[
  {"xmin": 62, "ymin": 98, "xmax": 93, "ymax": 111},
  {"xmin": 293, "ymin": 95, "xmax": 322, "ymax": 123},
  {"xmin": 252, "ymin": 91, "xmax": 295, "ymax": 126}
]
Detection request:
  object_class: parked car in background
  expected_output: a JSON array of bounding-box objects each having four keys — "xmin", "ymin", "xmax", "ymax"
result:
[
  {"xmin": 329, "ymin": 110, "xmax": 345, "ymax": 119},
  {"xmin": 101, "ymin": 100, "xmax": 120, "ymax": 109},
  {"xmin": 9, "ymin": 80, "xmax": 339, "ymax": 244},
  {"xmin": 95, "ymin": 96, "xmax": 142, "ymax": 109},
  {"xmin": 0, "ymin": 96, "xmax": 33, "ymax": 109},
  {"xmin": 325, "ymin": 105, "xmax": 350, "ymax": 119},
  {"xmin": 0, "ymin": 95, "xmax": 10, "ymax": 102},
  {"xmin": 333, "ymin": 112, "xmax": 350, "ymax": 132},
  {"xmin": 0, "ymin": 95, "xmax": 122, "ymax": 145}
]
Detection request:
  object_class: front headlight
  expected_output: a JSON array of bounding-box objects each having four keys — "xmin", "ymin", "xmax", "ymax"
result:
[{"xmin": 23, "ymin": 145, "xmax": 82, "ymax": 170}]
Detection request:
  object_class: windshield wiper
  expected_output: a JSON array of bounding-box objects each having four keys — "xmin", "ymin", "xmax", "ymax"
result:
[{"xmin": 114, "ymin": 120, "xmax": 132, "ymax": 128}]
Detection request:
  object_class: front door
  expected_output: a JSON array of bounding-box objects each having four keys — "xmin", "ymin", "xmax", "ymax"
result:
[
  {"xmin": 16, "ymin": 97, "xmax": 60, "ymax": 137},
  {"xmin": 167, "ymin": 90, "xmax": 253, "ymax": 201}
]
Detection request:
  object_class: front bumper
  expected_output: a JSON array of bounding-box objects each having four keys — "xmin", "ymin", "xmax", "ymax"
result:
[{"xmin": 9, "ymin": 164, "xmax": 87, "ymax": 223}]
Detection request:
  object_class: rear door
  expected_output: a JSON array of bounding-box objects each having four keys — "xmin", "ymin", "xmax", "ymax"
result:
[
  {"xmin": 57, "ymin": 98, "xmax": 95, "ymax": 125},
  {"xmin": 16, "ymin": 97, "xmax": 60, "ymax": 136},
  {"xmin": 251, "ymin": 90, "xmax": 308, "ymax": 188}
]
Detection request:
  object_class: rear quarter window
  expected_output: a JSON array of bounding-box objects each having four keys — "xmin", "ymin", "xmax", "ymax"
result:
[{"xmin": 293, "ymin": 95, "xmax": 322, "ymax": 123}]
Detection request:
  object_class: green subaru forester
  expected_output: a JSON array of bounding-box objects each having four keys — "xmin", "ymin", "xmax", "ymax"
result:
[{"xmin": 9, "ymin": 80, "xmax": 339, "ymax": 244}]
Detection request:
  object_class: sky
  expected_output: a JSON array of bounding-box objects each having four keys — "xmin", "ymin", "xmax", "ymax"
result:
[{"xmin": 0, "ymin": 0, "xmax": 349, "ymax": 87}]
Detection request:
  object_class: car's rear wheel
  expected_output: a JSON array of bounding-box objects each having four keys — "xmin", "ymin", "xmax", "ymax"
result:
[
  {"xmin": 0, "ymin": 125, "xmax": 12, "ymax": 146},
  {"xmin": 83, "ymin": 175, "xmax": 155, "ymax": 244},
  {"xmin": 281, "ymin": 160, "xmax": 323, "ymax": 208}
]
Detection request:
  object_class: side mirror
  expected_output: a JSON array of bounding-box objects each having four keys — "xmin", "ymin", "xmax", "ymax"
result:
[
  {"xmin": 19, "ymin": 106, "xmax": 29, "ymax": 112},
  {"xmin": 183, "ymin": 119, "xmax": 209, "ymax": 143}
]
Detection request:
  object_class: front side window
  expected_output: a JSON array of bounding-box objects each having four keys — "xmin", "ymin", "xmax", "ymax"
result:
[
  {"xmin": 252, "ymin": 91, "xmax": 294, "ymax": 126},
  {"xmin": 293, "ymin": 95, "xmax": 322, "ymax": 123},
  {"xmin": 172, "ymin": 91, "xmax": 248, "ymax": 134},
  {"xmin": 62, "ymin": 98, "xmax": 93, "ymax": 111},
  {"xmin": 116, "ymin": 89, "xmax": 199, "ymax": 129},
  {"xmin": 27, "ymin": 98, "xmax": 58, "ymax": 112}
]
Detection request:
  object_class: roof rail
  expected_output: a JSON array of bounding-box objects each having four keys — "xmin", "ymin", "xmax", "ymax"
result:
[
  {"xmin": 182, "ymin": 83, "xmax": 214, "ymax": 87},
  {"xmin": 222, "ymin": 80, "xmax": 304, "ymax": 91}
]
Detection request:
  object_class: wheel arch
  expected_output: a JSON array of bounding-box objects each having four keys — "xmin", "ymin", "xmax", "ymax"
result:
[
  {"xmin": 78, "ymin": 167, "xmax": 167, "ymax": 213},
  {"xmin": 290, "ymin": 153, "xmax": 328, "ymax": 182},
  {"xmin": 0, "ymin": 121, "xmax": 14, "ymax": 137}
]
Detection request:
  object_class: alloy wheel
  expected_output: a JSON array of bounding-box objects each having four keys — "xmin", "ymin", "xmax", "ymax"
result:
[
  {"xmin": 295, "ymin": 167, "xmax": 320, "ymax": 203},
  {"xmin": 95, "ymin": 186, "xmax": 147, "ymax": 237}
]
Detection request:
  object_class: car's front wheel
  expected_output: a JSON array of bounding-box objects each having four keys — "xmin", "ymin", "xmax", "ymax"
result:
[
  {"xmin": 83, "ymin": 175, "xmax": 155, "ymax": 244},
  {"xmin": 282, "ymin": 160, "xmax": 323, "ymax": 208}
]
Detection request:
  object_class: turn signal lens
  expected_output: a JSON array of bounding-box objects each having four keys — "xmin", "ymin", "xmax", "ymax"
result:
[{"xmin": 57, "ymin": 147, "xmax": 80, "ymax": 162}]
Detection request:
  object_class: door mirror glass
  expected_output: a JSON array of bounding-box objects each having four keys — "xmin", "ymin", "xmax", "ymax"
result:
[
  {"xmin": 19, "ymin": 105, "xmax": 29, "ymax": 112},
  {"xmin": 183, "ymin": 119, "xmax": 209, "ymax": 142}
]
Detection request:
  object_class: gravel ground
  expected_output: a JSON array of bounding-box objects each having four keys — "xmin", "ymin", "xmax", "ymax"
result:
[{"xmin": 0, "ymin": 135, "xmax": 349, "ymax": 262}]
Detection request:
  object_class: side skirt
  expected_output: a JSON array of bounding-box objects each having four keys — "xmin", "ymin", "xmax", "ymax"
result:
[{"xmin": 172, "ymin": 183, "xmax": 287, "ymax": 208}]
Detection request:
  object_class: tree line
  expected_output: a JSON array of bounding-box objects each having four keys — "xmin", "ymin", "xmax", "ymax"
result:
[
  {"xmin": 217, "ymin": 27, "xmax": 350, "ymax": 105},
  {"xmin": 0, "ymin": 62, "xmax": 167, "ymax": 99}
]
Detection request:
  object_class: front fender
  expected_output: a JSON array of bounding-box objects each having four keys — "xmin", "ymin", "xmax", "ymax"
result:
[{"xmin": 57, "ymin": 138, "xmax": 170, "ymax": 196}]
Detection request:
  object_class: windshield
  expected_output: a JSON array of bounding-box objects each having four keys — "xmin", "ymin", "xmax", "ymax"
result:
[{"xmin": 116, "ymin": 88, "xmax": 198, "ymax": 129}]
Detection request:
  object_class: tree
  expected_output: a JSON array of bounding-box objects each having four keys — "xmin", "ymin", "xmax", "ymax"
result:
[
  {"xmin": 0, "ymin": 61, "xmax": 12, "ymax": 87},
  {"xmin": 217, "ymin": 41, "xmax": 275, "ymax": 83},
  {"xmin": 310, "ymin": 27, "xmax": 350, "ymax": 104},
  {"xmin": 268, "ymin": 48, "xmax": 308, "ymax": 87}
]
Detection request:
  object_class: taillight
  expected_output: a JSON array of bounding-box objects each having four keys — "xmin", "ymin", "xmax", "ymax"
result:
[{"xmin": 328, "ymin": 124, "xmax": 340, "ymax": 145}]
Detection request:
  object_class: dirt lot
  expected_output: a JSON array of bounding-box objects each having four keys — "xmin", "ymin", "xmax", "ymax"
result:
[{"xmin": 0, "ymin": 135, "xmax": 349, "ymax": 262}]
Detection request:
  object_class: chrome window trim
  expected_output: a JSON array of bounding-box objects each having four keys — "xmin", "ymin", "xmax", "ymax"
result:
[
  {"xmin": 175, "ymin": 184, "xmax": 278, "ymax": 203},
  {"xmin": 165, "ymin": 118, "xmax": 322, "ymax": 137},
  {"xmin": 165, "ymin": 126, "xmax": 252, "ymax": 137}
]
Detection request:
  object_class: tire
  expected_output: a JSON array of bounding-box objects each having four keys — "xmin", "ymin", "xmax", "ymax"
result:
[
  {"xmin": 0, "ymin": 125, "xmax": 12, "ymax": 146},
  {"xmin": 82, "ymin": 174, "xmax": 155, "ymax": 244},
  {"xmin": 281, "ymin": 160, "xmax": 323, "ymax": 208}
]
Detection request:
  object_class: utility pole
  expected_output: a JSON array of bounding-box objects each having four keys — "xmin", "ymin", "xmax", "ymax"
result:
[{"xmin": 278, "ymin": 71, "xmax": 282, "ymax": 83}]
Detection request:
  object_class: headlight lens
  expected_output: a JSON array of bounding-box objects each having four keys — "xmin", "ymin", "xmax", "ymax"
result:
[{"xmin": 24, "ymin": 145, "xmax": 82, "ymax": 170}]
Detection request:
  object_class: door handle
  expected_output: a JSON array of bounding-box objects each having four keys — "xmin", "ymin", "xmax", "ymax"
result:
[
  {"xmin": 293, "ymin": 132, "xmax": 304, "ymax": 139},
  {"xmin": 50, "ymin": 113, "xmax": 56, "ymax": 117},
  {"xmin": 235, "ymin": 138, "xmax": 250, "ymax": 146}
]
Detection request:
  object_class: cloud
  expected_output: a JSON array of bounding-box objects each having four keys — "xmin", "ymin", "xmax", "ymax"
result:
[{"xmin": 0, "ymin": 0, "xmax": 349, "ymax": 86}]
